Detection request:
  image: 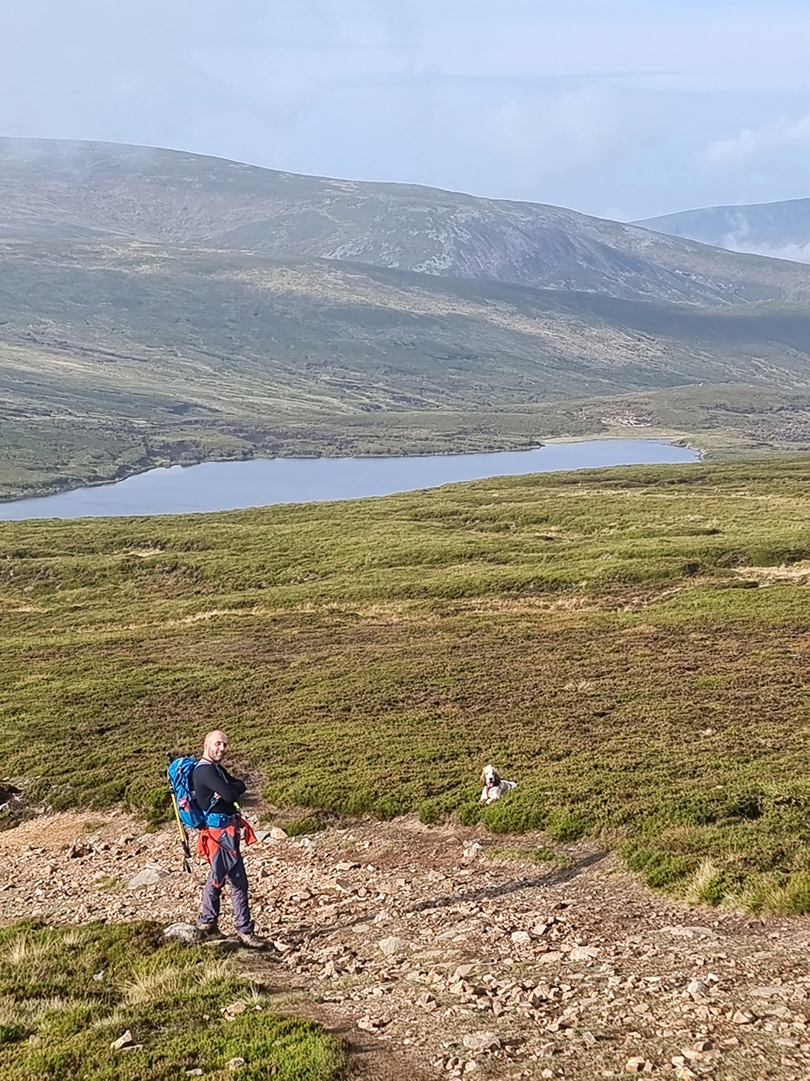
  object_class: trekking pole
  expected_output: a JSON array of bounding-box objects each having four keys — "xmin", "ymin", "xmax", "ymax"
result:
[{"xmin": 166, "ymin": 752, "xmax": 192, "ymax": 874}]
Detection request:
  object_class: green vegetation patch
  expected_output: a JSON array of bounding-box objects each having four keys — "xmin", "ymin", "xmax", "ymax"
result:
[
  {"xmin": 0, "ymin": 921, "xmax": 343, "ymax": 1081},
  {"xmin": 487, "ymin": 846, "xmax": 572, "ymax": 868},
  {"xmin": 1, "ymin": 456, "xmax": 810, "ymax": 909}
]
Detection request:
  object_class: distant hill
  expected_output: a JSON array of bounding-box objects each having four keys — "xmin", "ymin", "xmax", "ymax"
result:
[
  {"xmin": 4, "ymin": 236, "xmax": 810, "ymax": 413},
  {"xmin": 635, "ymin": 198, "xmax": 810, "ymax": 264},
  {"xmin": 4, "ymin": 138, "xmax": 810, "ymax": 307},
  {"xmin": 3, "ymin": 233, "xmax": 810, "ymax": 499},
  {"xmin": 4, "ymin": 138, "xmax": 810, "ymax": 500}
]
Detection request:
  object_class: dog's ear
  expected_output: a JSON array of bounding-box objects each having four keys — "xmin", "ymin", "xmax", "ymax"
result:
[
  {"xmin": 491, "ymin": 769, "xmax": 501, "ymax": 787},
  {"xmin": 480, "ymin": 768, "xmax": 487, "ymax": 785}
]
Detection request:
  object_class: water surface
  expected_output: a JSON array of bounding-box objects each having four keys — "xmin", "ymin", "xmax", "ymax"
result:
[{"xmin": 0, "ymin": 440, "xmax": 698, "ymax": 521}]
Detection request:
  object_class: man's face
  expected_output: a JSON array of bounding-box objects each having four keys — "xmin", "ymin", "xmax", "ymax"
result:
[{"xmin": 206, "ymin": 733, "xmax": 228, "ymax": 763}]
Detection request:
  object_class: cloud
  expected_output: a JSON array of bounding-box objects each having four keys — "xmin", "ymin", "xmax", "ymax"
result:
[
  {"xmin": 3, "ymin": 0, "xmax": 810, "ymax": 219},
  {"xmin": 714, "ymin": 234, "xmax": 810, "ymax": 264},
  {"xmin": 707, "ymin": 113, "xmax": 810, "ymax": 165}
]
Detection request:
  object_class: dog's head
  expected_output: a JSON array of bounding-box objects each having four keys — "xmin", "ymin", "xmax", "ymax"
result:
[{"xmin": 480, "ymin": 764, "xmax": 501, "ymax": 788}]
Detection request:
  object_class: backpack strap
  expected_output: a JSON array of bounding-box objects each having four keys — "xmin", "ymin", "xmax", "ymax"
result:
[{"xmin": 193, "ymin": 760, "xmax": 225, "ymax": 821}]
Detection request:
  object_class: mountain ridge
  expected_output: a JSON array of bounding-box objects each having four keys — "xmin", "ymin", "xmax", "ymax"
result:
[
  {"xmin": 635, "ymin": 196, "xmax": 810, "ymax": 264},
  {"xmin": 4, "ymin": 138, "xmax": 810, "ymax": 306},
  {"xmin": 4, "ymin": 139, "xmax": 810, "ymax": 498}
]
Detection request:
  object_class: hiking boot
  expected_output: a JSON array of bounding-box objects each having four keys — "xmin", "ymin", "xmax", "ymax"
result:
[
  {"xmin": 236, "ymin": 931, "xmax": 270, "ymax": 950},
  {"xmin": 196, "ymin": 920, "xmax": 220, "ymax": 938}
]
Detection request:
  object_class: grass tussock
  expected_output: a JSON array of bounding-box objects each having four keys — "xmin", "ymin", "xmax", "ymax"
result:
[
  {"xmin": 2, "ymin": 457, "xmax": 810, "ymax": 910},
  {"xmin": 0, "ymin": 921, "xmax": 343, "ymax": 1081}
]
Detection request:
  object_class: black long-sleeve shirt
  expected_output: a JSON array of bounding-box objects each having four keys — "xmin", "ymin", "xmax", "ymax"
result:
[{"xmin": 193, "ymin": 761, "xmax": 246, "ymax": 818}]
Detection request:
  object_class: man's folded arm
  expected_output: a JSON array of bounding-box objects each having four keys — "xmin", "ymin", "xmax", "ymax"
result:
[{"xmin": 195, "ymin": 762, "xmax": 244, "ymax": 803}]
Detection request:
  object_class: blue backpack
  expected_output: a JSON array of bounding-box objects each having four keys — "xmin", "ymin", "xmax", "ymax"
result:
[{"xmin": 167, "ymin": 756, "xmax": 207, "ymax": 829}]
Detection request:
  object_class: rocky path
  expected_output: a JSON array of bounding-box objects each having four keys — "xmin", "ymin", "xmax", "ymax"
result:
[{"xmin": 2, "ymin": 812, "xmax": 810, "ymax": 1080}]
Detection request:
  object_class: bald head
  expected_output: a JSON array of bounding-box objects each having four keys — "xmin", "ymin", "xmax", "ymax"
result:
[{"xmin": 202, "ymin": 730, "xmax": 229, "ymax": 764}]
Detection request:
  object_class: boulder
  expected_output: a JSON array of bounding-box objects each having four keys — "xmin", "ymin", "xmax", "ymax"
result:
[
  {"xmin": 569, "ymin": 945, "xmax": 599, "ymax": 961},
  {"xmin": 128, "ymin": 866, "xmax": 169, "ymax": 890},
  {"xmin": 538, "ymin": 951, "xmax": 563, "ymax": 965},
  {"xmin": 164, "ymin": 922, "xmax": 204, "ymax": 944},
  {"xmin": 221, "ymin": 1000, "xmax": 248, "ymax": 1021},
  {"xmin": 462, "ymin": 1031, "xmax": 500, "ymax": 1053},
  {"xmin": 732, "ymin": 1009, "xmax": 755, "ymax": 1025},
  {"xmin": 662, "ymin": 925, "xmax": 715, "ymax": 939},
  {"xmin": 378, "ymin": 936, "xmax": 410, "ymax": 957}
]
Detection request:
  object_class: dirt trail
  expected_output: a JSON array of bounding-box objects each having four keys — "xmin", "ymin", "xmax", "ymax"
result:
[{"xmin": 2, "ymin": 812, "xmax": 810, "ymax": 1080}]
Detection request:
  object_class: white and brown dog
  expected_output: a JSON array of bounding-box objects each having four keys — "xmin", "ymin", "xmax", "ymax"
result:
[{"xmin": 479, "ymin": 765, "xmax": 517, "ymax": 804}]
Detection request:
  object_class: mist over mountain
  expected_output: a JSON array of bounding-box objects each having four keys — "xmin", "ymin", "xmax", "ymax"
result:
[
  {"xmin": 4, "ymin": 138, "xmax": 810, "ymax": 307},
  {"xmin": 636, "ymin": 198, "xmax": 810, "ymax": 265}
]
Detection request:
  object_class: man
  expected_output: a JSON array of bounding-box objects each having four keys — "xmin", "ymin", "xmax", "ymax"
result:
[{"xmin": 193, "ymin": 729, "xmax": 266, "ymax": 949}]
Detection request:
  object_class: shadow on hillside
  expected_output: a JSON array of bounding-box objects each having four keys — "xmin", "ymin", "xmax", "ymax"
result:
[{"xmin": 409, "ymin": 850, "xmax": 609, "ymax": 913}]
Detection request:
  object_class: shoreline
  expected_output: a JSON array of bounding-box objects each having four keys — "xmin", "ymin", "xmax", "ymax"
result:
[{"xmin": 0, "ymin": 438, "xmax": 700, "ymax": 521}]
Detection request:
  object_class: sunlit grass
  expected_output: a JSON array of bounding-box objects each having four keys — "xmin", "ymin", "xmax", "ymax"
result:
[
  {"xmin": 4, "ymin": 932, "xmax": 54, "ymax": 968},
  {"xmin": 0, "ymin": 922, "xmax": 343, "ymax": 1081}
]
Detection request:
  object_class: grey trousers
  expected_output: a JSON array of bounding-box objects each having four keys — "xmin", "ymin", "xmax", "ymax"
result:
[{"xmin": 199, "ymin": 851, "xmax": 254, "ymax": 934}]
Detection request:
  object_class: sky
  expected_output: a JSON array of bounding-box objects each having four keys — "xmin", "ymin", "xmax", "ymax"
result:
[{"xmin": 4, "ymin": 0, "xmax": 810, "ymax": 221}]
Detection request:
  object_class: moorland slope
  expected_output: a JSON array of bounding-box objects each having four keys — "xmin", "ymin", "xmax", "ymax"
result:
[
  {"xmin": 4, "ymin": 138, "xmax": 810, "ymax": 306},
  {"xmin": 5, "ymin": 236, "xmax": 810, "ymax": 500},
  {"xmin": 2, "ymin": 456, "xmax": 810, "ymax": 912}
]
